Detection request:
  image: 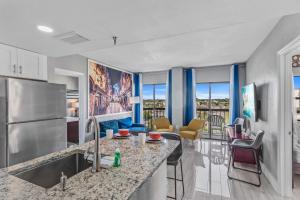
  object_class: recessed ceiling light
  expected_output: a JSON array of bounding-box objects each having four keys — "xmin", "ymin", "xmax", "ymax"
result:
[{"xmin": 37, "ymin": 25, "xmax": 53, "ymax": 33}]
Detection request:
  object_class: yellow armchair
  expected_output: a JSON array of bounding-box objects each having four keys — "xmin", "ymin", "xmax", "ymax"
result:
[
  {"xmin": 179, "ymin": 119, "xmax": 205, "ymax": 140},
  {"xmin": 152, "ymin": 117, "xmax": 174, "ymax": 132}
]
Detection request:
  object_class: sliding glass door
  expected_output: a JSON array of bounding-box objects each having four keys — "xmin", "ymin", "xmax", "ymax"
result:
[
  {"xmin": 143, "ymin": 84, "xmax": 166, "ymax": 128},
  {"xmin": 196, "ymin": 82, "xmax": 230, "ymax": 140}
]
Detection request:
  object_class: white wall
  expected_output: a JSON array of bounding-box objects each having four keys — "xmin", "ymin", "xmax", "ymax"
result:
[
  {"xmin": 171, "ymin": 67, "xmax": 184, "ymax": 127},
  {"xmin": 246, "ymin": 13, "xmax": 300, "ymax": 191},
  {"xmin": 48, "ymin": 55, "xmax": 88, "ymax": 144},
  {"xmin": 142, "ymin": 70, "xmax": 168, "ymax": 84},
  {"xmin": 52, "ymin": 74, "xmax": 79, "ymax": 90},
  {"xmin": 48, "ymin": 55, "xmax": 133, "ymax": 143},
  {"xmin": 195, "ymin": 65, "xmax": 231, "ymax": 83}
]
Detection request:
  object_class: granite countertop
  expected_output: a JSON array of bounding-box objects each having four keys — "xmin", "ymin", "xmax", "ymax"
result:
[{"xmin": 0, "ymin": 137, "xmax": 179, "ymax": 200}]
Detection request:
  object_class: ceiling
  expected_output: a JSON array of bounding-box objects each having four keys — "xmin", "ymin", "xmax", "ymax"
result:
[{"xmin": 0, "ymin": 0, "xmax": 300, "ymax": 72}]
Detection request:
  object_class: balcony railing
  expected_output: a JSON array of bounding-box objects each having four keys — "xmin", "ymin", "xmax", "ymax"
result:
[
  {"xmin": 142, "ymin": 107, "xmax": 229, "ymax": 132},
  {"xmin": 197, "ymin": 108, "xmax": 229, "ymax": 122},
  {"xmin": 196, "ymin": 108, "xmax": 230, "ymax": 134},
  {"xmin": 143, "ymin": 107, "xmax": 165, "ymax": 128}
]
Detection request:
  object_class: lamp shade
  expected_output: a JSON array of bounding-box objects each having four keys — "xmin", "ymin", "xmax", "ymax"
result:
[{"xmin": 129, "ymin": 96, "xmax": 140, "ymax": 104}]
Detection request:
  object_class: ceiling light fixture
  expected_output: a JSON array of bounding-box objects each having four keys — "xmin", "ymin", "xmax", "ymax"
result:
[{"xmin": 37, "ymin": 25, "xmax": 53, "ymax": 33}]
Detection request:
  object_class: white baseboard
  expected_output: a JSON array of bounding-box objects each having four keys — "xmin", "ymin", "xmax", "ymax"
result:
[{"xmin": 261, "ymin": 163, "xmax": 280, "ymax": 194}]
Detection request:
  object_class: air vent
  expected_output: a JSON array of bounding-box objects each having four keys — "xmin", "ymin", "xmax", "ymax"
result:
[{"xmin": 54, "ymin": 31, "xmax": 89, "ymax": 44}]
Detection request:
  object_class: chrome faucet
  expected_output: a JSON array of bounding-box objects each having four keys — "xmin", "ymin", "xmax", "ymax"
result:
[{"xmin": 86, "ymin": 116, "xmax": 101, "ymax": 173}]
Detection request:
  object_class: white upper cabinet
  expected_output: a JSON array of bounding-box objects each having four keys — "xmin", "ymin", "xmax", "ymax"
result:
[
  {"xmin": 0, "ymin": 44, "xmax": 47, "ymax": 81},
  {"xmin": 0, "ymin": 44, "xmax": 17, "ymax": 77}
]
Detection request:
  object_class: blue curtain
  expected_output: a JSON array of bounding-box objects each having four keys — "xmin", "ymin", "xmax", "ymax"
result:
[
  {"xmin": 230, "ymin": 64, "xmax": 240, "ymax": 124},
  {"xmin": 184, "ymin": 69, "xmax": 195, "ymax": 125},
  {"xmin": 168, "ymin": 70, "xmax": 172, "ymax": 123},
  {"xmin": 133, "ymin": 73, "xmax": 140, "ymax": 123}
]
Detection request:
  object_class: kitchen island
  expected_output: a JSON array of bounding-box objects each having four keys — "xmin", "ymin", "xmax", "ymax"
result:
[{"xmin": 0, "ymin": 137, "xmax": 179, "ymax": 200}]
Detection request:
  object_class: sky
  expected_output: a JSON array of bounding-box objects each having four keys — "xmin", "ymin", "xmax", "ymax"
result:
[
  {"xmin": 196, "ymin": 83, "xmax": 230, "ymax": 99},
  {"xmin": 143, "ymin": 84, "xmax": 166, "ymax": 100},
  {"xmin": 142, "ymin": 83, "xmax": 230, "ymax": 100},
  {"xmin": 294, "ymin": 76, "xmax": 300, "ymax": 89}
]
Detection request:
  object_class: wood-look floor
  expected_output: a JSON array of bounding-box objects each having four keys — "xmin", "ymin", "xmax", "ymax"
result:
[{"xmin": 167, "ymin": 139, "xmax": 300, "ymax": 200}]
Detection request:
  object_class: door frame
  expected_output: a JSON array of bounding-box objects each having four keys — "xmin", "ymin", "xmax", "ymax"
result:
[
  {"xmin": 277, "ymin": 35, "xmax": 300, "ymax": 196},
  {"xmin": 54, "ymin": 68, "xmax": 86, "ymax": 145}
]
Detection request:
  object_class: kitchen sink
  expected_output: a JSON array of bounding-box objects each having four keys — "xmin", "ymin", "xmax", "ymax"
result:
[{"xmin": 10, "ymin": 152, "xmax": 92, "ymax": 189}]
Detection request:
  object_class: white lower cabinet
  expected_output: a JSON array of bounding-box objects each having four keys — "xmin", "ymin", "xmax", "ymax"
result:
[{"xmin": 129, "ymin": 160, "xmax": 167, "ymax": 200}]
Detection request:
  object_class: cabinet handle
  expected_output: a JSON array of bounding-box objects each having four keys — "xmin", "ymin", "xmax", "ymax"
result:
[
  {"xmin": 19, "ymin": 66, "xmax": 22, "ymax": 74},
  {"xmin": 13, "ymin": 65, "xmax": 16, "ymax": 73}
]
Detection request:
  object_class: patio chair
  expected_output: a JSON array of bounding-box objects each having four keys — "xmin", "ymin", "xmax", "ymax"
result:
[{"xmin": 207, "ymin": 115, "xmax": 225, "ymax": 138}]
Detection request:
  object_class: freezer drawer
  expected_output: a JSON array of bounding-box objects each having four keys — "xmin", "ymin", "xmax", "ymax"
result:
[
  {"xmin": 8, "ymin": 119, "xmax": 67, "ymax": 166},
  {"xmin": 7, "ymin": 78, "xmax": 66, "ymax": 123}
]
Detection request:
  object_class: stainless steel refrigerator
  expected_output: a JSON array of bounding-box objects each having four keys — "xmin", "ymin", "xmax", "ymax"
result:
[{"xmin": 0, "ymin": 78, "xmax": 67, "ymax": 168}]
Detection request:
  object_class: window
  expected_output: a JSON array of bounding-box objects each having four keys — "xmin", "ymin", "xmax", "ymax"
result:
[
  {"xmin": 294, "ymin": 76, "xmax": 300, "ymax": 121},
  {"xmin": 196, "ymin": 82, "xmax": 230, "ymax": 139},
  {"xmin": 143, "ymin": 84, "xmax": 166, "ymax": 127}
]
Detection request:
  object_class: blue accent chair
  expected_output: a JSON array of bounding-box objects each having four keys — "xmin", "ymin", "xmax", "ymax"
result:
[{"xmin": 99, "ymin": 117, "xmax": 147, "ymax": 138}]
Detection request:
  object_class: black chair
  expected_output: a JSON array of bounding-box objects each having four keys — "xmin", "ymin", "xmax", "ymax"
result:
[
  {"xmin": 161, "ymin": 133, "xmax": 184, "ymax": 200},
  {"xmin": 227, "ymin": 130, "xmax": 264, "ymax": 187}
]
